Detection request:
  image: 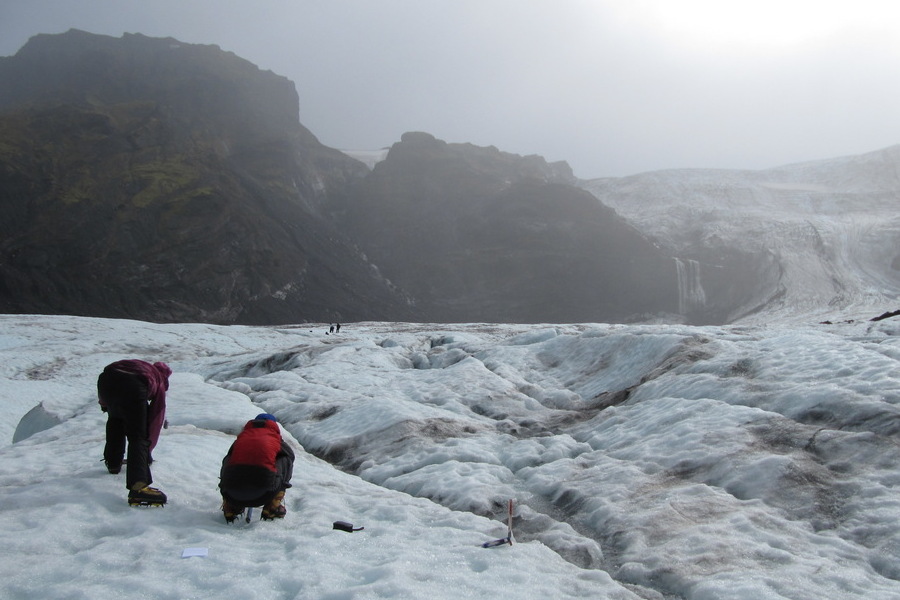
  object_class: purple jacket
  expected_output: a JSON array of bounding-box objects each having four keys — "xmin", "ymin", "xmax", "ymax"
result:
[{"xmin": 100, "ymin": 359, "xmax": 172, "ymax": 450}]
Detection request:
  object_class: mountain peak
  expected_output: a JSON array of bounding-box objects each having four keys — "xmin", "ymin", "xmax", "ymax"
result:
[
  {"xmin": 1, "ymin": 29, "xmax": 302, "ymax": 145},
  {"xmin": 386, "ymin": 131, "xmax": 575, "ymax": 185}
]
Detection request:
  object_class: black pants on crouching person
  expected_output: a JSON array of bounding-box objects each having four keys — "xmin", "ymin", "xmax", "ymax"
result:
[
  {"xmin": 97, "ymin": 359, "xmax": 171, "ymax": 506},
  {"xmin": 219, "ymin": 449, "xmax": 294, "ymax": 509},
  {"xmin": 218, "ymin": 414, "xmax": 295, "ymax": 522},
  {"xmin": 99, "ymin": 369, "xmax": 153, "ymax": 489}
]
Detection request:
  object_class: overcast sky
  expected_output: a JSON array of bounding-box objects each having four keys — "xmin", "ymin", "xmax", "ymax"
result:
[{"xmin": 2, "ymin": 0, "xmax": 900, "ymax": 178}]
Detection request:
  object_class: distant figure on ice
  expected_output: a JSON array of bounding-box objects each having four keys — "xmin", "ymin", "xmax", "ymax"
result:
[
  {"xmin": 97, "ymin": 359, "xmax": 172, "ymax": 506},
  {"xmin": 336, "ymin": 323, "xmax": 341, "ymax": 333},
  {"xmin": 219, "ymin": 413, "xmax": 295, "ymax": 523},
  {"xmin": 329, "ymin": 323, "xmax": 335, "ymax": 334}
]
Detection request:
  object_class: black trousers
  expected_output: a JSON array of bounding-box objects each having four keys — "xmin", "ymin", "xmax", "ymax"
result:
[{"xmin": 98, "ymin": 370, "xmax": 152, "ymax": 490}]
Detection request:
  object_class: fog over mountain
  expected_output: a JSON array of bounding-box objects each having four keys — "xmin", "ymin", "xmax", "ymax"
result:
[
  {"xmin": 0, "ymin": 29, "xmax": 897, "ymax": 328},
  {"xmin": 5, "ymin": 1, "xmax": 900, "ymax": 179}
]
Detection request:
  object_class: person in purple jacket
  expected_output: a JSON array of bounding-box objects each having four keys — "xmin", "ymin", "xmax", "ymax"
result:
[{"xmin": 97, "ymin": 359, "xmax": 172, "ymax": 506}]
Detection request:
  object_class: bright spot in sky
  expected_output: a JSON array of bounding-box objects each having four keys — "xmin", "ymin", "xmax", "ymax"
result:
[{"xmin": 620, "ymin": 0, "xmax": 899, "ymax": 49}]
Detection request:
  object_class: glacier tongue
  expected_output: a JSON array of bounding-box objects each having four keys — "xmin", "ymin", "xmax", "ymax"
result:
[{"xmin": 582, "ymin": 148, "xmax": 900, "ymax": 324}]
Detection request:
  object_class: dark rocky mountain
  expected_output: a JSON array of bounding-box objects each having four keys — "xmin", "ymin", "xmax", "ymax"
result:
[
  {"xmin": 0, "ymin": 30, "xmax": 416, "ymax": 324},
  {"xmin": 334, "ymin": 132, "xmax": 680, "ymax": 323},
  {"xmin": 0, "ymin": 30, "xmax": 766, "ymax": 325}
]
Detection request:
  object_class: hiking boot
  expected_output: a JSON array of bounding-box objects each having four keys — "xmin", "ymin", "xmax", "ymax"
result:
[
  {"xmin": 128, "ymin": 483, "xmax": 167, "ymax": 506},
  {"xmin": 222, "ymin": 499, "xmax": 244, "ymax": 524},
  {"xmin": 261, "ymin": 490, "xmax": 286, "ymax": 520},
  {"xmin": 104, "ymin": 459, "xmax": 122, "ymax": 474}
]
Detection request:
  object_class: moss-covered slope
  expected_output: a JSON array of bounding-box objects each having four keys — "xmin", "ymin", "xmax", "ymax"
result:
[{"xmin": 0, "ymin": 30, "xmax": 415, "ymax": 324}]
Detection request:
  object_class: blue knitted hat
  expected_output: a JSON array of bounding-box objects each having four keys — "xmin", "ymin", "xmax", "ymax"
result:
[{"xmin": 255, "ymin": 413, "xmax": 277, "ymax": 422}]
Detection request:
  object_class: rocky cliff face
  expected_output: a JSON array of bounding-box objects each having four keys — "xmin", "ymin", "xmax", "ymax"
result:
[
  {"xmin": 333, "ymin": 132, "xmax": 680, "ymax": 323},
  {"xmin": 0, "ymin": 30, "xmax": 416, "ymax": 324}
]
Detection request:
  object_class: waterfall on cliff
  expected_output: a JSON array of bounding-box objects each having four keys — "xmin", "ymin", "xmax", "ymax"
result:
[{"xmin": 675, "ymin": 257, "xmax": 707, "ymax": 314}]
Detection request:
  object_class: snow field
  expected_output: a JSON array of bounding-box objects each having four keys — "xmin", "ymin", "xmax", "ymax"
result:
[{"xmin": 2, "ymin": 315, "xmax": 900, "ymax": 599}]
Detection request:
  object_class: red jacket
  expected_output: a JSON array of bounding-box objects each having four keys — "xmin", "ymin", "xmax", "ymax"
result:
[
  {"xmin": 220, "ymin": 419, "xmax": 287, "ymax": 501},
  {"xmin": 227, "ymin": 419, "xmax": 282, "ymax": 472}
]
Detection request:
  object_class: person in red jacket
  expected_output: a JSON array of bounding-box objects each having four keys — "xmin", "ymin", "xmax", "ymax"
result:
[
  {"xmin": 97, "ymin": 359, "xmax": 172, "ymax": 506},
  {"xmin": 219, "ymin": 414, "xmax": 295, "ymax": 522}
]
